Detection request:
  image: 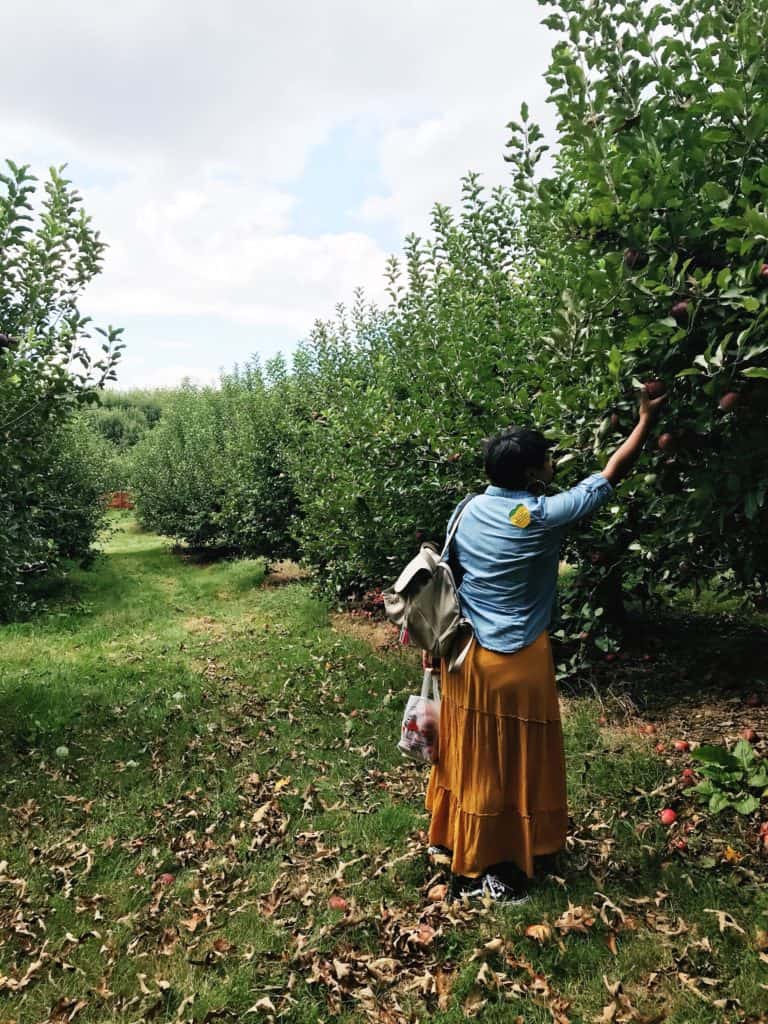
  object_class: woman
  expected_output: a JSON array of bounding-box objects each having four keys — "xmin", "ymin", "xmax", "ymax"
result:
[{"xmin": 425, "ymin": 386, "xmax": 667, "ymax": 903}]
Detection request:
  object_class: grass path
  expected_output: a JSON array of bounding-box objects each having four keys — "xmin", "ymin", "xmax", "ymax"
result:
[{"xmin": 1, "ymin": 515, "xmax": 766, "ymax": 1023}]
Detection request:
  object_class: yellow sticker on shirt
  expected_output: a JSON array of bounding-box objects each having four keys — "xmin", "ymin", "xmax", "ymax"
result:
[{"xmin": 509, "ymin": 503, "xmax": 531, "ymax": 528}]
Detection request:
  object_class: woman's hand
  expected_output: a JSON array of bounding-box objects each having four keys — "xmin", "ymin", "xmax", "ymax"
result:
[
  {"xmin": 602, "ymin": 386, "xmax": 669, "ymax": 487},
  {"xmin": 639, "ymin": 386, "xmax": 668, "ymax": 422}
]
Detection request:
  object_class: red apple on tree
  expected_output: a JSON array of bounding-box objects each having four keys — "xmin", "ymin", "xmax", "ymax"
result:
[
  {"xmin": 658, "ymin": 433, "xmax": 676, "ymax": 453},
  {"xmin": 759, "ymin": 263, "xmax": 768, "ymax": 281},
  {"xmin": 624, "ymin": 248, "xmax": 649, "ymax": 270},
  {"xmin": 643, "ymin": 379, "xmax": 666, "ymax": 400},
  {"xmin": 671, "ymin": 299, "xmax": 690, "ymax": 321},
  {"xmin": 718, "ymin": 391, "xmax": 740, "ymax": 413}
]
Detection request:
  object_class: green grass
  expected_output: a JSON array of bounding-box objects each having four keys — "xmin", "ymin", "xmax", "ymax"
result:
[{"xmin": 1, "ymin": 514, "xmax": 766, "ymax": 1023}]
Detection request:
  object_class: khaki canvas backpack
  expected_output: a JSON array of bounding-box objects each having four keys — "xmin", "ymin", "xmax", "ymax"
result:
[{"xmin": 383, "ymin": 496, "xmax": 475, "ymax": 671}]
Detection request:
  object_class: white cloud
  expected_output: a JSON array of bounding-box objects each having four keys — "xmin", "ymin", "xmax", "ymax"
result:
[{"xmin": 0, "ymin": 0, "xmax": 557, "ymax": 386}]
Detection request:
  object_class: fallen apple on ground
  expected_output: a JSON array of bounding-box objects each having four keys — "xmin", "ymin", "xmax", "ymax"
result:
[
  {"xmin": 673, "ymin": 740, "xmax": 690, "ymax": 752},
  {"xmin": 660, "ymin": 808, "xmax": 677, "ymax": 826}
]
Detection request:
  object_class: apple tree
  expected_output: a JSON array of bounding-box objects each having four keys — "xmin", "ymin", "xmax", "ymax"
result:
[
  {"xmin": 284, "ymin": 175, "xmax": 544, "ymax": 599},
  {"xmin": 508, "ymin": 0, "xmax": 768, "ymax": 643},
  {"xmin": 0, "ymin": 161, "xmax": 122, "ymax": 619}
]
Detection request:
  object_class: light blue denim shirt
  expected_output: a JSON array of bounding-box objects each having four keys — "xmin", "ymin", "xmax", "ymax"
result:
[{"xmin": 448, "ymin": 473, "xmax": 614, "ymax": 654}]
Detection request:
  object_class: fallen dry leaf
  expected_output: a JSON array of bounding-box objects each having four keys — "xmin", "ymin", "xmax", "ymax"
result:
[
  {"xmin": 704, "ymin": 909, "xmax": 745, "ymax": 935},
  {"xmin": 246, "ymin": 996, "xmax": 276, "ymax": 1014},
  {"xmin": 555, "ymin": 903, "xmax": 596, "ymax": 936},
  {"xmin": 525, "ymin": 923, "xmax": 553, "ymax": 944}
]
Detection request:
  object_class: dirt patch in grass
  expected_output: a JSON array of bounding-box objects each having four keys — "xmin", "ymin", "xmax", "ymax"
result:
[
  {"xmin": 262, "ymin": 560, "xmax": 311, "ymax": 587},
  {"xmin": 330, "ymin": 611, "xmax": 406, "ymax": 654},
  {"xmin": 184, "ymin": 615, "xmax": 228, "ymax": 640}
]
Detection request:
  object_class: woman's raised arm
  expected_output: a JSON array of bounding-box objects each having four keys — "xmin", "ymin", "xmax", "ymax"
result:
[{"xmin": 600, "ymin": 387, "xmax": 668, "ymax": 488}]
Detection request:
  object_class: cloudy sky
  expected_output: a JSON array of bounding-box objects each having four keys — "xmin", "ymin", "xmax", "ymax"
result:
[{"xmin": 2, "ymin": 1, "xmax": 557, "ymax": 389}]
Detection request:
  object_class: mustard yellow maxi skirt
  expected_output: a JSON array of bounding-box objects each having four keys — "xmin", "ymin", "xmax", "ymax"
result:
[{"xmin": 425, "ymin": 630, "xmax": 568, "ymax": 879}]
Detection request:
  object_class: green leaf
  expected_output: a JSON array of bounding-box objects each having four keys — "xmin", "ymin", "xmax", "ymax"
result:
[
  {"xmin": 709, "ymin": 791, "xmax": 732, "ymax": 814},
  {"xmin": 701, "ymin": 182, "xmax": 731, "ymax": 203},
  {"xmin": 732, "ymin": 795, "xmax": 760, "ymax": 815},
  {"xmin": 701, "ymin": 128, "xmax": 732, "ymax": 145},
  {"xmin": 692, "ymin": 745, "xmax": 739, "ymax": 770},
  {"xmin": 733, "ymin": 739, "xmax": 758, "ymax": 771},
  {"xmin": 691, "ymin": 779, "xmax": 715, "ymax": 797},
  {"xmin": 712, "ymin": 87, "xmax": 744, "ymax": 117},
  {"xmin": 745, "ymin": 208, "xmax": 768, "ymax": 237},
  {"xmin": 742, "ymin": 367, "xmax": 768, "ymax": 379}
]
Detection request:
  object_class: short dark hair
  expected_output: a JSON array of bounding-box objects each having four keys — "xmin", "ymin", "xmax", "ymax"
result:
[{"xmin": 483, "ymin": 426, "xmax": 551, "ymax": 490}]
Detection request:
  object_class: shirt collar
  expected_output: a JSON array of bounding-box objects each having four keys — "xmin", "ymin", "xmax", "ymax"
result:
[{"xmin": 485, "ymin": 485, "xmax": 532, "ymax": 498}]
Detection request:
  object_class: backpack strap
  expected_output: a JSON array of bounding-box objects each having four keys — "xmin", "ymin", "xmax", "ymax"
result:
[{"xmin": 440, "ymin": 494, "xmax": 475, "ymax": 561}]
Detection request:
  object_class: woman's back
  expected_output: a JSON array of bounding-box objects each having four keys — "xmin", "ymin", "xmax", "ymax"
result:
[{"xmin": 451, "ymin": 473, "xmax": 613, "ymax": 653}]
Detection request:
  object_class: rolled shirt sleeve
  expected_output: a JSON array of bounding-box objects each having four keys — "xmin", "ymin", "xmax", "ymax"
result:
[{"xmin": 540, "ymin": 472, "xmax": 614, "ymax": 529}]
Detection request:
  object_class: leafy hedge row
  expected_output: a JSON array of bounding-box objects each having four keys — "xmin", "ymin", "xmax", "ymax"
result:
[
  {"xmin": 0, "ymin": 163, "xmax": 122, "ymax": 620},
  {"xmin": 131, "ymin": 364, "xmax": 298, "ymax": 561}
]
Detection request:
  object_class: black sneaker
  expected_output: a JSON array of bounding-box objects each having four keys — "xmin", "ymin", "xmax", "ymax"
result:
[
  {"xmin": 480, "ymin": 872, "xmax": 530, "ymax": 905},
  {"xmin": 449, "ymin": 873, "xmax": 483, "ymax": 900},
  {"xmin": 448, "ymin": 872, "xmax": 529, "ymax": 904}
]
